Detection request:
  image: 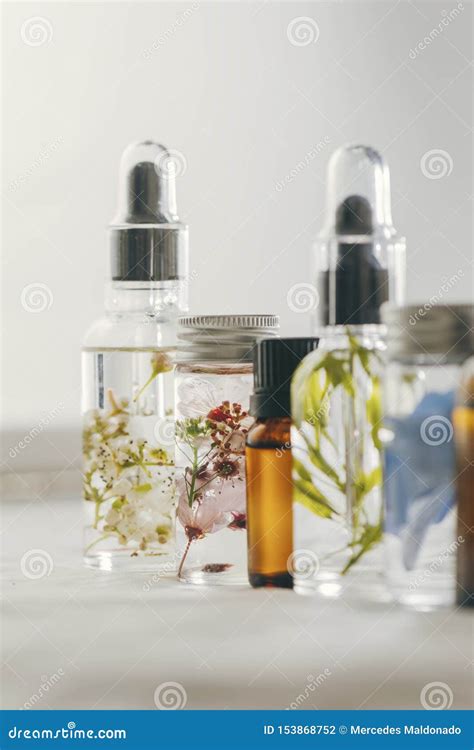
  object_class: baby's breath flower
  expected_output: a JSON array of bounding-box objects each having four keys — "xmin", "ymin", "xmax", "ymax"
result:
[{"xmin": 83, "ymin": 375, "xmax": 176, "ymax": 553}]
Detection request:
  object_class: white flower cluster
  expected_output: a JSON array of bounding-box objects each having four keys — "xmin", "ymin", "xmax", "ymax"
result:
[
  {"xmin": 83, "ymin": 400, "xmax": 176, "ymax": 553},
  {"xmin": 103, "ymin": 470, "xmax": 175, "ymax": 550}
]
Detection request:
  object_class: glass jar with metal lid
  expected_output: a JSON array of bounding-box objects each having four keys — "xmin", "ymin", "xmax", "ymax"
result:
[
  {"xmin": 380, "ymin": 304, "xmax": 474, "ymax": 609},
  {"xmin": 174, "ymin": 314, "xmax": 279, "ymax": 585}
]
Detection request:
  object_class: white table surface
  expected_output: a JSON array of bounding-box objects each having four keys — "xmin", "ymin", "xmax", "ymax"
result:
[{"xmin": 1, "ymin": 472, "xmax": 473, "ymax": 711}]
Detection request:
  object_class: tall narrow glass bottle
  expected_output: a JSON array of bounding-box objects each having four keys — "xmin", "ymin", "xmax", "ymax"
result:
[
  {"xmin": 82, "ymin": 141, "xmax": 189, "ymax": 570},
  {"xmin": 380, "ymin": 304, "xmax": 473, "ymax": 609},
  {"xmin": 174, "ymin": 315, "xmax": 279, "ymax": 585},
  {"xmin": 291, "ymin": 145, "xmax": 405, "ymax": 598}
]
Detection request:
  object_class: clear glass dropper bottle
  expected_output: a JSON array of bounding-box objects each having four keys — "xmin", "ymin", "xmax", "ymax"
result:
[
  {"xmin": 291, "ymin": 144, "xmax": 406, "ymax": 598},
  {"xmin": 82, "ymin": 141, "xmax": 189, "ymax": 570}
]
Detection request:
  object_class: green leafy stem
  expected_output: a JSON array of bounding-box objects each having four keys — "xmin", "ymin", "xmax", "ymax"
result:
[{"xmin": 293, "ymin": 332, "xmax": 383, "ymax": 573}]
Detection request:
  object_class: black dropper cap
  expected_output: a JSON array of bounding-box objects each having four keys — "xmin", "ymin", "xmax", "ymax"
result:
[
  {"xmin": 250, "ymin": 338, "xmax": 319, "ymax": 418},
  {"xmin": 315, "ymin": 145, "xmax": 406, "ymax": 328},
  {"xmin": 109, "ymin": 141, "xmax": 188, "ymax": 283},
  {"xmin": 329, "ymin": 193, "xmax": 388, "ymax": 325},
  {"xmin": 335, "ymin": 194, "xmax": 373, "ymax": 235}
]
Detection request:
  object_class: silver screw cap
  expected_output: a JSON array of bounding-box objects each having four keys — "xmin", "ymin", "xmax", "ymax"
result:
[{"xmin": 177, "ymin": 315, "xmax": 280, "ymax": 363}]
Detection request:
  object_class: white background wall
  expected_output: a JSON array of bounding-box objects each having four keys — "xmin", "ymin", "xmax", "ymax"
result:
[{"xmin": 2, "ymin": 0, "xmax": 473, "ymax": 471}]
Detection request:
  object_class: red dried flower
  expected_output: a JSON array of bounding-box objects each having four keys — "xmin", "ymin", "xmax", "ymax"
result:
[{"xmin": 228, "ymin": 513, "xmax": 246, "ymax": 530}]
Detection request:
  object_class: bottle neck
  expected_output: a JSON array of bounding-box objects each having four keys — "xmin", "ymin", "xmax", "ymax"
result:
[
  {"xmin": 247, "ymin": 417, "xmax": 292, "ymax": 449},
  {"xmin": 254, "ymin": 416, "xmax": 292, "ymax": 425},
  {"xmin": 104, "ymin": 281, "xmax": 187, "ymax": 315},
  {"xmin": 314, "ymin": 324, "xmax": 386, "ymax": 350}
]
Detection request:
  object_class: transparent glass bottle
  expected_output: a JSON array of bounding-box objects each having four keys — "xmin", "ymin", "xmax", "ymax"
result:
[
  {"xmin": 381, "ymin": 305, "xmax": 474, "ymax": 609},
  {"xmin": 291, "ymin": 145, "xmax": 406, "ymax": 598},
  {"xmin": 174, "ymin": 315, "xmax": 279, "ymax": 585},
  {"xmin": 82, "ymin": 141, "xmax": 189, "ymax": 570}
]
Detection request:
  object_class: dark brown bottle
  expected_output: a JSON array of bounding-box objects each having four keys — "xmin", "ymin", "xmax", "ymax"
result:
[
  {"xmin": 454, "ymin": 363, "xmax": 474, "ymax": 607},
  {"xmin": 245, "ymin": 338, "xmax": 319, "ymax": 588},
  {"xmin": 246, "ymin": 418, "xmax": 293, "ymax": 588}
]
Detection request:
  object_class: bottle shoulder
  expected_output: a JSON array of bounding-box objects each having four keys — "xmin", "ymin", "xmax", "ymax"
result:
[
  {"xmin": 315, "ymin": 326, "xmax": 386, "ymax": 352},
  {"xmin": 292, "ymin": 328, "xmax": 386, "ymax": 386},
  {"xmin": 82, "ymin": 313, "xmax": 179, "ymax": 349},
  {"xmin": 246, "ymin": 419, "xmax": 291, "ymax": 449},
  {"xmin": 291, "ymin": 329, "xmax": 385, "ymax": 424}
]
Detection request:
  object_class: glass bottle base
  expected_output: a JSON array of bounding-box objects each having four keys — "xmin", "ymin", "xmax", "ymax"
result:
[
  {"xmin": 294, "ymin": 570, "xmax": 389, "ymax": 602},
  {"xmin": 294, "ymin": 575, "xmax": 343, "ymax": 598},
  {"xmin": 84, "ymin": 549, "xmax": 177, "ymax": 573},
  {"xmin": 249, "ymin": 571, "xmax": 293, "ymax": 589},
  {"xmin": 178, "ymin": 563, "xmax": 249, "ymax": 587},
  {"xmin": 388, "ymin": 586, "xmax": 455, "ymax": 612},
  {"xmin": 176, "ymin": 527, "xmax": 249, "ymax": 586}
]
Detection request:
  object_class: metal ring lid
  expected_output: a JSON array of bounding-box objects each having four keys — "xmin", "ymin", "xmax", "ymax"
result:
[
  {"xmin": 382, "ymin": 303, "xmax": 474, "ymax": 362},
  {"xmin": 177, "ymin": 315, "xmax": 280, "ymax": 363}
]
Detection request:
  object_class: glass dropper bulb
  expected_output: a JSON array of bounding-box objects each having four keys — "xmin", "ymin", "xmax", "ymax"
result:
[
  {"xmin": 313, "ymin": 144, "xmax": 406, "ymax": 329},
  {"xmin": 320, "ymin": 144, "xmax": 395, "ymax": 240},
  {"xmin": 112, "ymin": 140, "xmax": 179, "ymax": 226},
  {"xmin": 109, "ymin": 140, "xmax": 188, "ymax": 284}
]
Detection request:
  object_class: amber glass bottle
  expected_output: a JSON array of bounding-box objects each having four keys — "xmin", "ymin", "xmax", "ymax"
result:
[
  {"xmin": 454, "ymin": 358, "xmax": 474, "ymax": 607},
  {"xmin": 246, "ymin": 338, "xmax": 319, "ymax": 588},
  {"xmin": 246, "ymin": 418, "xmax": 293, "ymax": 588}
]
